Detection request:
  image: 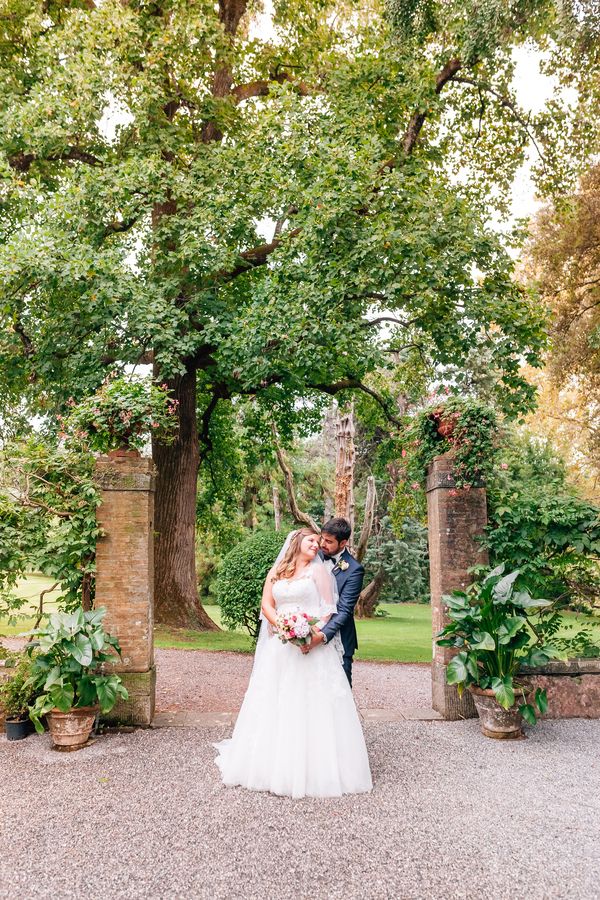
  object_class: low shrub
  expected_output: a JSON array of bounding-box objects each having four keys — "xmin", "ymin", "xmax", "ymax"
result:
[{"xmin": 214, "ymin": 530, "xmax": 284, "ymax": 640}]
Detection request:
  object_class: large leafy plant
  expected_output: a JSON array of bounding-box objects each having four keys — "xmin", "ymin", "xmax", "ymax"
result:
[
  {"xmin": 25, "ymin": 608, "xmax": 128, "ymax": 733},
  {"xmin": 437, "ymin": 565, "xmax": 553, "ymax": 725}
]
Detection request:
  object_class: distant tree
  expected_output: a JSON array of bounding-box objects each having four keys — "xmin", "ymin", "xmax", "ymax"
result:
[{"xmin": 525, "ymin": 165, "xmax": 600, "ymax": 483}]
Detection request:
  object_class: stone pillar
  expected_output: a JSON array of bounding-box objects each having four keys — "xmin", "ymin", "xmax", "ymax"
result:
[
  {"xmin": 426, "ymin": 453, "xmax": 488, "ymax": 720},
  {"xmin": 94, "ymin": 454, "xmax": 156, "ymax": 725}
]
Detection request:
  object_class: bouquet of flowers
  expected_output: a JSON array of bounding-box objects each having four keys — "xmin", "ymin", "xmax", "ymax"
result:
[{"xmin": 274, "ymin": 610, "xmax": 320, "ymax": 646}]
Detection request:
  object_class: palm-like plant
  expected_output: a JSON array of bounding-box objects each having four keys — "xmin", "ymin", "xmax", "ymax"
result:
[
  {"xmin": 437, "ymin": 565, "xmax": 553, "ymax": 724},
  {"xmin": 25, "ymin": 607, "xmax": 128, "ymax": 733}
]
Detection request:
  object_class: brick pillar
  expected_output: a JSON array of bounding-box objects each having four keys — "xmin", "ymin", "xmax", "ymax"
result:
[
  {"xmin": 427, "ymin": 453, "xmax": 488, "ymax": 720},
  {"xmin": 95, "ymin": 454, "xmax": 156, "ymax": 725}
]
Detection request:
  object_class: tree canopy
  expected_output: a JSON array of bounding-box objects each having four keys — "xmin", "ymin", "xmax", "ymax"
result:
[{"xmin": 0, "ymin": 0, "xmax": 597, "ymax": 624}]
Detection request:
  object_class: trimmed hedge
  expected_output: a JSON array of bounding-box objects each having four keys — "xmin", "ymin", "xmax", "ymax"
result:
[{"xmin": 214, "ymin": 530, "xmax": 284, "ymax": 640}]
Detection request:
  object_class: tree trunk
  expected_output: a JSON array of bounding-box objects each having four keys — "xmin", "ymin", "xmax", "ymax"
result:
[
  {"xmin": 153, "ymin": 368, "xmax": 219, "ymax": 630},
  {"xmin": 355, "ymin": 569, "xmax": 386, "ymax": 618},
  {"xmin": 335, "ymin": 403, "xmax": 355, "ymax": 535},
  {"xmin": 355, "ymin": 475, "xmax": 377, "ymax": 563},
  {"xmin": 272, "ymin": 483, "xmax": 282, "ymax": 531}
]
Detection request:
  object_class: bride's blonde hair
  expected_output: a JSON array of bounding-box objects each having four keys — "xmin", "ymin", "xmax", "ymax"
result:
[{"xmin": 272, "ymin": 528, "xmax": 319, "ymax": 582}]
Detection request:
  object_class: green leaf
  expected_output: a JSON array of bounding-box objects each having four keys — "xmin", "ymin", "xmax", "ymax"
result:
[
  {"xmin": 491, "ymin": 676, "xmax": 515, "ymax": 709},
  {"xmin": 511, "ymin": 591, "xmax": 551, "ymax": 609},
  {"xmin": 64, "ymin": 634, "xmax": 93, "ymax": 667},
  {"xmin": 519, "ymin": 703, "xmax": 537, "ymax": 726},
  {"xmin": 522, "ymin": 647, "xmax": 552, "ymax": 667},
  {"xmin": 43, "ymin": 665, "xmax": 62, "ymax": 690},
  {"xmin": 446, "ymin": 652, "xmax": 469, "ymax": 685},
  {"xmin": 95, "ymin": 676, "xmax": 121, "ymax": 712},
  {"xmin": 492, "ymin": 570, "xmax": 519, "ymax": 602},
  {"xmin": 535, "ymin": 688, "xmax": 548, "ymax": 714},
  {"xmin": 470, "ymin": 630, "xmax": 495, "ymax": 650},
  {"xmin": 496, "ymin": 616, "xmax": 526, "ymax": 644},
  {"xmin": 49, "ymin": 682, "xmax": 75, "ymax": 712}
]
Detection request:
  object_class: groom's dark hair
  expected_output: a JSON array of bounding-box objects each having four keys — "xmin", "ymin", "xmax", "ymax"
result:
[{"xmin": 322, "ymin": 517, "xmax": 351, "ymax": 542}]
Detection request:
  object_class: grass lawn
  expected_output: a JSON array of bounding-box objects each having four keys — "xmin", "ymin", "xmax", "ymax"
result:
[
  {"xmin": 2, "ymin": 576, "xmax": 599, "ymax": 664},
  {"xmin": 153, "ymin": 602, "xmax": 434, "ymax": 662}
]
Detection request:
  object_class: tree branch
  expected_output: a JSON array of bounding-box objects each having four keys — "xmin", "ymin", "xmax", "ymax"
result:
[
  {"xmin": 272, "ymin": 425, "xmax": 320, "ymax": 531},
  {"xmin": 361, "ymin": 315, "xmax": 416, "ymax": 329},
  {"xmin": 13, "ymin": 313, "xmax": 35, "ymax": 358},
  {"xmin": 355, "ymin": 475, "xmax": 377, "ymax": 564},
  {"xmin": 402, "ymin": 58, "xmax": 462, "ymax": 155},
  {"xmin": 309, "ymin": 379, "xmax": 403, "ymax": 427},
  {"xmin": 217, "ymin": 228, "xmax": 301, "ymax": 281},
  {"xmin": 198, "ymin": 387, "xmax": 229, "ymax": 457},
  {"xmin": 451, "ymin": 75, "xmax": 546, "ymax": 167},
  {"xmin": 232, "ymin": 71, "xmax": 314, "ymax": 103},
  {"xmin": 9, "ymin": 147, "xmax": 102, "ymax": 173}
]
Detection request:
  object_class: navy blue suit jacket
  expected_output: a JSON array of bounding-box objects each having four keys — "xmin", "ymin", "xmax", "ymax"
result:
[{"xmin": 320, "ymin": 549, "xmax": 365, "ymax": 656}]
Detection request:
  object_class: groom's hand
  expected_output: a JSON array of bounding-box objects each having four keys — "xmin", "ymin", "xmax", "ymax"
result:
[{"xmin": 300, "ymin": 631, "xmax": 325, "ymax": 654}]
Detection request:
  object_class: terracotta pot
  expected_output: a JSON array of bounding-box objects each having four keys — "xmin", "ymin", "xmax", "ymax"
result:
[
  {"xmin": 47, "ymin": 706, "xmax": 99, "ymax": 750},
  {"xmin": 436, "ymin": 412, "xmax": 460, "ymax": 439},
  {"xmin": 469, "ymin": 686, "xmax": 524, "ymax": 740},
  {"xmin": 107, "ymin": 448, "xmax": 140, "ymax": 459}
]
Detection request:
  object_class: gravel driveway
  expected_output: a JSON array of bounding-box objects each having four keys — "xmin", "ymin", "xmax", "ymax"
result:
[
  {"xmin": 2, "ymin": 719, "xmax": 599, "ymax": 899},
  {"xmin": 155, "ymin": 648, "xmax": 432, "ymax": 713}
]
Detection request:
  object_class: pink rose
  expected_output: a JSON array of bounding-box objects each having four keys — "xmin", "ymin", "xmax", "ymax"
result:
[{"xmin": 501, "ymin": 462, "xmax": 508, "ymax": 470}]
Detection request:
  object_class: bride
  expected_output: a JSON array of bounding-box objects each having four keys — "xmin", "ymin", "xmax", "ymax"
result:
[{"xmin": 214, "ymin": 527, "xmax": 373, "ymax": 798}]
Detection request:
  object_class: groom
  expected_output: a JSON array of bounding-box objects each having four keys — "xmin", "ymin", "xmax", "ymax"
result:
[{"xmin": 307, "ymin": 517, "xmax": 365, "ymax": 687}]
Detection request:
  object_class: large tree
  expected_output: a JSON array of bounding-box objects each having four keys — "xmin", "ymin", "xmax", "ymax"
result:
[
  {"xmin": 0, "ymin": 0, "xmax": 593, "ymax": 626},
  {"xmin": 525, "ymin": 164, "xmax": 600, "ymax": 489}
]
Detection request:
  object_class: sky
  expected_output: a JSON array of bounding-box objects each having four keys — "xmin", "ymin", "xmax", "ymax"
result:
[{"xmin": 510, "ymin": 45, "xmax": 562, "ymax": 221}]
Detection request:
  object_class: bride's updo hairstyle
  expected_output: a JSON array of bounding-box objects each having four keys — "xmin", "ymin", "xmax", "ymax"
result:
[{"xmin": 272, "ymin": 527, "xmax": 319, "ymax": 582}]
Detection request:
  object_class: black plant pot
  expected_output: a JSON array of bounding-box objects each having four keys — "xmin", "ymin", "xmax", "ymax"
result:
[{"xmin": 5, "ymin": 716, "xmax": 32, "ymax": 741}]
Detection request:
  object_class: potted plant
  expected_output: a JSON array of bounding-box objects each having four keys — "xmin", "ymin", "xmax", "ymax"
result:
[
  {"xmin": 437, "ymin": 564, "xmax": 553, "ymax": 739},
  {"xmin": 0, "ymin": 655, "xmax": 39, "ymax": 741},
  {"xmin": 60, "ymin": 375, "xmax": 179, "ymax": 454},
  {"xmin": 25, "ymin": 607, "xmax": 129, "ymax": 749}
]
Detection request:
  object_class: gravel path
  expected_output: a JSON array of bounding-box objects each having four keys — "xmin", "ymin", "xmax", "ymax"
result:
[
  {"xmin": 155, "ymin": 648, "xmax": 432, "ymax": 713},
  {"xmin": 2, "ymin": 719, "xmax": 599, "ymax": 899}
]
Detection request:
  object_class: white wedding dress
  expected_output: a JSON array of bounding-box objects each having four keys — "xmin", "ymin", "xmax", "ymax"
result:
[{"xmin": 214, "ymin": 571, "xmax": 373, "ymax": 798}]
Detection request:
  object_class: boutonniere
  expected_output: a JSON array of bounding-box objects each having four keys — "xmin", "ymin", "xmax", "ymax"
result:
[{"xmin": 333, "ymin": 559, "xmax": 350, "ymax": 573}]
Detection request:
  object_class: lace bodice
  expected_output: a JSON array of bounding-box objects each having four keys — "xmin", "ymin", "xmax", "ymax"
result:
[{"xmin": 272, "ymin": 573, "xmax": 336, "ymax": 618}]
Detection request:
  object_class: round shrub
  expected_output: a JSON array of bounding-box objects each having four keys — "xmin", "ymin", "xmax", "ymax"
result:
[{"xmin": 214, "ymin": 530, "xmax": 285, "ymax": 640}]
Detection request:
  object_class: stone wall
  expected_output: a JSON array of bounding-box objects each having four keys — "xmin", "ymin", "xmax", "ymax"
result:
[
  {"xmin": 426, "ymin": 454, "xmax": 488, "ymax": 719},
  {"xmin": 94, "ymin": 453, "xmax": 156, "ymax": 725},
  {"xmin": 521, "ymin": 659, "xmax": 600, "ymax": 718}
]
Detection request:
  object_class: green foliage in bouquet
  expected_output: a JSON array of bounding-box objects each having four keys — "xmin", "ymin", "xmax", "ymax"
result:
[
  {"xmin": 63, "ymin": 376, "xmax": 179, "ymax": 453},
  {"xmin": 214, "ymin": 531, "xmax": 284, "ymax": 640},
  {"xmin": 25, "ymin": 607, "xmax": 128, "ymax": 733},
  {"xmin": 437, "ymin": 565, "xmax": 553, "ymax": 725}
]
